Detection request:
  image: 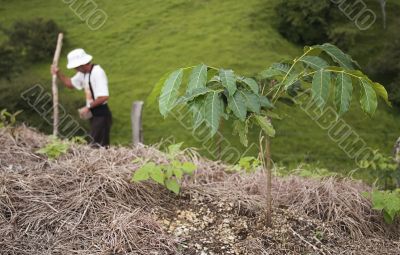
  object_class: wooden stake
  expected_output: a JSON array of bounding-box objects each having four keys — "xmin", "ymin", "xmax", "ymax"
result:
[
  {"xmin": 52, "ymin": 33, "xmax": 63, "ymax": 137},
  {"xmin": 132, "ymin": 101, "xmax": 144, "ymax": 146}
]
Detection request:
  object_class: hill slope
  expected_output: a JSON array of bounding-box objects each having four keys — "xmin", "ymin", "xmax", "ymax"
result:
[{"xmin": 1, "ymin": 0, "xmax": 400, "ymax": 173}]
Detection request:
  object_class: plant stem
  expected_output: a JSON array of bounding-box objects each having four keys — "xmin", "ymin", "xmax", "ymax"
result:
[
  {"xmin": 217, "ymin": 119, "xmax": 224, "ymax": 160},
  {"xmin": 271, "ymin": 48, "xmax": 312, "ymax": 103},
  {"xmin": 264, "ymin": 119, "xmax": 272, "ymax": 227}
]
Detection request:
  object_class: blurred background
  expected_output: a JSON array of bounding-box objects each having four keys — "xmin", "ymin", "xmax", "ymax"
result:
[{"xmin": 1, "ymin": 0, "xmax": 399, "ymax": 176}]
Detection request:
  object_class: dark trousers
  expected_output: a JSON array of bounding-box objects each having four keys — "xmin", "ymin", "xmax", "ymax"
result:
[{"xmin": 89, "ymin": 112, "xmax": 112, "ymax": 147}]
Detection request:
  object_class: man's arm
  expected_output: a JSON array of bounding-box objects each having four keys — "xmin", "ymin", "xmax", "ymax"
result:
[
  {"xmin": 79, "ymin": 96, "xmax": 109, "ymax": 116},
  {"xmin": 51, "ymin": 65, "xmax": 74, "ymax": 89},
  {"xmin": 89, "ymin": 96, "xmax": 109, "ymax": 109}
]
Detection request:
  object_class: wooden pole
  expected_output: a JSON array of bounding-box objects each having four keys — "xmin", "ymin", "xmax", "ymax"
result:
[
  {"xmin": 265, "ymin": 134, "xmax": 272, "ymax": 227},
  {"xmin": 52, "ymin": 33, "xmax": 63, "ymax": 137},
  {"xmin": 132, "ymin": 101, "xmax": 144, "ymax": 146}
]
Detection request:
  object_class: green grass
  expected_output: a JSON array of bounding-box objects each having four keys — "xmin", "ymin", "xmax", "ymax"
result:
[{"xmin": 1, "ymin": 0, "xmax": 400, "ymax": 174}]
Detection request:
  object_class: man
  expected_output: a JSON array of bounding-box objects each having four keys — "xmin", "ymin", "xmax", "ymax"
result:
[{"xmin": 51, "ymin": 48, "xmax": 112, "ymax": 147}]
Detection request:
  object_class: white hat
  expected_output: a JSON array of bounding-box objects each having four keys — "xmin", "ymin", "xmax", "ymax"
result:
[{"xmin": 67, "ymin": 49, "xmax": 93, "ymax": 69}]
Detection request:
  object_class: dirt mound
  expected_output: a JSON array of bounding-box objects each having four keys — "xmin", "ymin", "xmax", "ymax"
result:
[{"xmin": 0, "ymin": 126, "xmax": 399, "ymax": 254}]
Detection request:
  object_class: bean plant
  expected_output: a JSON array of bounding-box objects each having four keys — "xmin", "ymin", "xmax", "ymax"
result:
[{"xmin": 131, "ymin": 143, "xmax": 197, "ymax": 194}]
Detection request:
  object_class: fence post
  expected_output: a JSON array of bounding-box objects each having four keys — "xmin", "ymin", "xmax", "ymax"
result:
[{"xmin": 131, "ymin": 101, "xmax": 144, "ymax": 146}]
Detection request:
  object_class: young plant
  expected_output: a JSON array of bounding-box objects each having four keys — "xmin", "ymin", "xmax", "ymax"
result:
[
  {"xmin": 229, "ymin": 156, "xmax": 261, "ymax": 173},
  {"xmin": 70, "ymin": 136, "xmax": 88, "ymax": 145},
  {"xmin": 359, "ymin": 150, "xmax": 399, "ymax": 189},
  {"xmin": 0, "ymin": 109, "xmax": 23, "ymax": 128},
  {"xmin": 37, "ymin": 137, "xmax": 70, "ymax": 160},
  {"xmin": 152, "ymin": 43, "xmax": 389, "ymax": 225},
  {"xmin": 364, "ymin": 189, "xmax": 400, "ymax": 224},
  {"xmin": 131, "ymin": 143, "xmax": 196, "ymax": 194}
]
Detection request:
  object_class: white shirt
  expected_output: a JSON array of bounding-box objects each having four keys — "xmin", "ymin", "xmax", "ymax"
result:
[{"xmin": 71, "ymin": 65, "xmax": 109, "ymax": 107}]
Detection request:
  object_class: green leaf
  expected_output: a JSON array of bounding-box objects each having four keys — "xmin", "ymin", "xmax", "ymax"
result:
[
  {"xmin": 371, "ymin": 191, "xmax": 386, "ymax": 210},
  {"xmin": 181, "ymin": 162, "xmax": 196, "ymax": 174},
  {"xmin": 173, "ymin": 168, "xmax": 183, "ymax": 180},
  {"xmin": 260, "ymin": 96, "xmax": 274, "ymax": 109},
  {"xmin": 240, "ymin": 91, "xmax": 261, "ymax": 114},
  {"xmin": 147, "ymin": 72, "xmax": 170, "ymax": 106},
  {"xmin": 204, "ymin": 91, "xmax": 224, "ymax": 137},
  {"xmin": 264, "ymin": 111, "xmax": 282, "ymax": 120},
  {"xmin": 386, "ymin": 193, "xmax": 400, "ymax": 218},
  {"xmin": 219, "ymin": 69, "xmax": 237, "ymax": 96},
  {"xmin": 284, "ymin": 71, "xmax": 301, "ymax": 89},
  {"xmin": 300, "ymin": 56, "xmax": 329, "ymax": 70},
  {"xmin": 242, "ymin": 78, "xmax": 259, "ymax": 94},
  {"xmin": 190, "ymin": 99, "xmax": 205, "ymax": 129},
  {"xmin": 187, "ymin": 64, "xmax": 208, "ymax": 92},
  {"xmin": 168, "ymin": 143, "xmax": 183, "ymax": 158},
  {"xmin": 371, "ymin": 82, "xmax": 391, "ymax": 106},
  {"xmin": 271, "ymin": 63, "xmax": 291, "ymax": 75},
  {"xmin": 335, "ymin": 72, "xmax": 353, "ymax": 116},
  {"xmin": 258, "ymin": 67, "xmax": 285, "ymax": 79},
  {"xmin": 228, "ymin": 91, "xmax": 247, "ymax": 121},
  {"xmin": 149, "ymin": 166, "xmax": 165, "ymax": 185},
  {"xmin": 165, "ymin": 179, "xmax": 180, "ymax": 194},
  {"xmin": 159, "ymin": 69, "xmax": 184, "ymax": 117},
  {"xmin": 132, "ymin": 163, "xmax": 154, "ymax": 182},
  {"xmin": 383, "ymin": 211, "xmax": 394, "ymax": 224},
  {"xmin": 359, "ymin": 78, "xmax": 377, "ymax": 116},
  {"xmin": 179, "ymin": 88, "xmax": 211, "ymax": 103},
  {"xmin": 312, "ymin": 69, "xmax": 331, "ymax": 109},
  {"xmin": 316, "ymin": 43, "xmax": 355, "ymax": 70},
  {"xmin": 254, "ymin": 116, "xmax": 275, "ymax": 137},
  {"xmin": 165, "ymin": 167, "xmax": 174, "ymax": 179},
  {"xmin": 36, "ymin": 139, "xmax": 70, "ymax": 159},
  {"xmin": 233, "ymin": 120, "xmax": 248, "ymax": 146},
  {"xmin": 239, "ymin": 157, "xmax": 253, "ymax": 170}
]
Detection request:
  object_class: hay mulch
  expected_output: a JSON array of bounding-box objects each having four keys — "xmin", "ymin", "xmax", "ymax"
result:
[{"xmin": 0, "ymin": 126, "xmax": 399, "ymax": 255}]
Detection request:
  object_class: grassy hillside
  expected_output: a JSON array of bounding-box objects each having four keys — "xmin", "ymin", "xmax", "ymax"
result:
[{"xmin": 1, "ymin": 0, "xmax": 400, "ymax": 173}]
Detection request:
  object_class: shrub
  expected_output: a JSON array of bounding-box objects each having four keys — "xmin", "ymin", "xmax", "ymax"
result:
[
  {"xmin": 131, "ymin": 143, "xmax": 197, "ymax": 194},
  {"xmin": 367, "ymin": 35, "xmax": 400, "ymax": 108},
  {"xmin": 275, "ymin": 0, "xmax": 346, "ymax": 46},
  {"xmin": 2, "ymin": 18, "xmax": 65, "ymax": 63},
  {"xmin": 0, "ymin": 18, "xmax": 65, "ymax": 81},
  {"xmin": 364, "ymin": 189, "xmax": 400, "ymax": 224},
  {"xmin": 37, "ymin": 137, "xmax": 70, "ymax": 160},
  {"xmin": 0, "ymin": 44, "xmax": 22, "ymax": 80},
  {"xmin": 359, "ymin": 150, "xmax": 399, "ymax": 190}
]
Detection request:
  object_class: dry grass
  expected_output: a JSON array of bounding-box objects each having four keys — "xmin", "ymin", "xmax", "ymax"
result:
[
  {"xmin": 0, "ymin": 126, "xmax": 399, "ymax": 254},
  {"xmin": 189, "ymin": 163, "xmax": 399, "ymax": 239},
  {"xmin": 0, "ymin": 126, "xmax": 177, "ymax": 254}
]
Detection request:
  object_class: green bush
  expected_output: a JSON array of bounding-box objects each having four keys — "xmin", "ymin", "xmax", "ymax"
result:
[
  {"xmin": 367, "ymin": 35, "xmax": 400, "ymax": 108},
  {"xmin": 131, "ymin": 143, "xmax": 197, "ymax": 194},
  {"xmin": 359, "ymin": 150, "xmax": 399, "ymax": 190},
  {"xmin": 0, "ymin": 18, "xmax": 65, "ymax": 81},
  {"xmin": 2, "ymin": 18, "xmax": 65, "ymax": 63},
  {"xmin": 0, "ymin": 44, "xmax": 22, "ymax": 80},
  {"xmin": 364, "ymin": 189, "xmax": 400, "ymax": 224},
  {"xmin": 274, "ymin": 0, "xmax": 349, "ymax": 47},
  {"xmin": 37, "ymin": 137, "xmax": 70, "ymax": 160}
]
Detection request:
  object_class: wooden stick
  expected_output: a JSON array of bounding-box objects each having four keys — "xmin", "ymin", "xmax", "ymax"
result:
[
  {"xmin": 131, "ymin": 101, "xmax": 144, "ymax": 146},
  {"xmin": 52, "ymin": 33, "xmax": 64, "ymax": 137}
]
